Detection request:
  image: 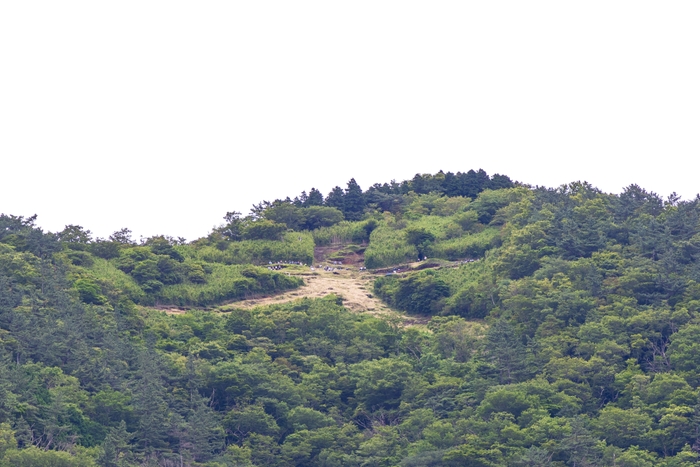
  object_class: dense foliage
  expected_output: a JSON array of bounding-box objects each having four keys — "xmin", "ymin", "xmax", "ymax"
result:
[{"xmin": 3, "ymin": 171, "xmax": 700, "ymax": 466}]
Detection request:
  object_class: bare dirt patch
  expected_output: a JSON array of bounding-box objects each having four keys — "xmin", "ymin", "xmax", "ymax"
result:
[
  {"xmin": 229, "ymin": 267, "xmax": 392, "ymax": 315},
  {"xmin": 223, "ymin": 267, "xmax": 432, "ymax": 326},
  {"xmin": 161, "ymin": 245, "xmax": 435, "ymax": 326}
]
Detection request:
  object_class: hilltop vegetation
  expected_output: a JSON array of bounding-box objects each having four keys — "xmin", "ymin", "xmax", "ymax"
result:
[{"xmin": 2, "ymin": 170, "xmax": 700, "ymax": 466}]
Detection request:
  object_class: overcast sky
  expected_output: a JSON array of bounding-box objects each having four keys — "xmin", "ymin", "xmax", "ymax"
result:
[{"xmin": 1, "ymin": 1, "xmax": 699, "ymax": 241}]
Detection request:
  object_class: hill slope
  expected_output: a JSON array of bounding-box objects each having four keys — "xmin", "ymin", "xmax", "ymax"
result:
[{"xmin": 3, "ymin": 173, "xmax": 700, "ymax": 466}]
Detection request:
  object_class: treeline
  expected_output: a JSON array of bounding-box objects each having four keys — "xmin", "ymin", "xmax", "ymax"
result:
[
  {"xmin": 209, "ymin": 169, "xmax": 514, "ymax": 243},
  {"xmin": 286, "ymin": 169, "xmax": 514, "ymax": 217}
]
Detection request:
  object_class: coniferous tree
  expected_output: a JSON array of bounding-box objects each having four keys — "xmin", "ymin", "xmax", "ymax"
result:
[
  {"xmin": 485, "ymin": 319, "xmax": 527, "ymax": 384},
  {"xmin": 325, "ymin": 186, "xmax": 345, "ymax": 212},
  {"xmin": 560, "ymin": 417, "xmax": 601, "ymax": 467},
  {"xmin": 183, "ymin": 396, "xmax": 225, "ymax": 462},
  {"xmin": 133, "ymin": 351, "xmax": 171, "ymax": 454},
  {"xmin": 98, "ymin": 420, "xmax": 134, "ymax": 467},
  {"xmin": 344, "ymin": 178, "xmax": 365, "ymax": 221},
  {"xmin": 305, "ymin": 188, "xmax": 324, "ymax": 207},
  {"xmin": 490, "ymin": 173, "xmax": 514, "ymax": 190}
]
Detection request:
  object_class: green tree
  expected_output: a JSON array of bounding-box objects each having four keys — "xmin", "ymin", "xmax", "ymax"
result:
[
  {"xmin": 484, "ymin": 319, "xmax": 528, "ymax": 384},
  {"xmin": 98, "ymin": 421, "xmax": 134, "ymax": 467},
  {"xmin": 0, "ymin": 423, "xmax": 16, "ymax": 458},
  {"xmin": 559, "ymin": 417, "xmax": 601, "ymax": 467},
  {"xmin": 305, "ymin": 188, "xmax": 324, "ymax": 207},
  {"xmin": 109, "ymin": 228, "xmax": 134, "ymax": 245},
  {"xmin": 300, "ymin": 206, "xmax": 344, "ymax": 230},
  {"xmin": 57, "ymin": 225, "xmax": 93, "ymax": 248},
  {"xmin": 1, "ymin": 446, "xmax": 97, "ymax": 467},
  {"xmin": 325, "ymin": 186, "xmax": 345, "ymax": 212},
  {"xmin": 592, "ymin": 406, "xmax": 652, "ymax": 448},
  {"xmin": 181, "ymin": 396, "xmax": 225, "ymax": 462},
  {"xmin": 133, "ymin": 352, "xmax": 171, "ymax": 453},
  {"xmin": 344, "ymin": 178, "xmax": 366, "ymax": 221},
  {"xmin": 350, "ymin": 359, "xmax": 414, "ymax": 411},
  {"xmin": 242, "ymin": 220, "xmax": 287, "ymax": 240},
  {"xmin": 220, "ymin": 211, "xmax": 244, "ymax": 241},
  {"xmin": 224, "ymin": 405, "xmax": 280, "ymax": 444}
]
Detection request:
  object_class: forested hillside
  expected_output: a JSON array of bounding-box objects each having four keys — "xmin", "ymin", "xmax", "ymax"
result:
[{"xmin": 2, "ymin": 169, "xmax": 700, "ymax": 466}]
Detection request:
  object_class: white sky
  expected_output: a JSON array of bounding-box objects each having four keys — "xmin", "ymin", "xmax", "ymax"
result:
[{"xmin": 1, "ymin": 2, "xmax": 699, "ymax": 241}]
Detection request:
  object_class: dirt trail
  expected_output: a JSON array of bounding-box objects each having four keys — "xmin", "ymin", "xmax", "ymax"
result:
[
  {"xmin": 225, "ymin": 268, "xmax": 430, "ymax": 325},
  {"xmin": 162, "ymin": 246, "xmax": 433, "ymax": 325},
  {"xmin": 229, "ymin": 245, "xmax": 388, "ymax": 315},
  {"xmin": 230, "ymin": 268, "xmax": 389, "ymax": 313}
]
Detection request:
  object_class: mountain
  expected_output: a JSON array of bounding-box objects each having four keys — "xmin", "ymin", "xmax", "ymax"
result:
[{"xmin": 1, "ymin": 171, "xmax": 699, "ymax": 466}]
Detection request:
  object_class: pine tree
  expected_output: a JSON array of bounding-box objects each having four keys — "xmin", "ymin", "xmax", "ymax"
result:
[
  {"xmin": 305, "ymin": 188, "xmax": 324, "ymax": 207},
  {"xmin": 560, "ymin": 417, "xmax": 601, "ymax": 466},
  {"xmin": 185, "ymin": 396, "xmax": 225, "ymax": 462},
  {"xmin": 344, "ymin": 178, "xmax": 365, "ymax": 221},
  {"xmin": 133, "ymin": 351, "xmax": 171, "ymax": 454},
  {"xmin": 99, "ymin": 420, "xmax": 134, "ymax": 467},
  {"xmin": 325, "ymin": 186, "xmax": 345, "ymax": 212},
  {"xmin": 485, "ymin": 319, "xmax": 527, "ymax": 384}
]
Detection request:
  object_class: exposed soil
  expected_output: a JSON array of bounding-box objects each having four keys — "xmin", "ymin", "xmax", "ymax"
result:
[
  {"xmin": 224, "ymin": 267, "xmax": 431, "ymax": 325},
  {"xmin": 159, "ymin": 245, "xmax": 473, "ymax": 325},
  {"xmin": 222, "ymin": 246, "xmax": 433, "ymax": 325},
  {"xmin": 229, "ymin": 268, "xmax": 389, "ymax": 313}
]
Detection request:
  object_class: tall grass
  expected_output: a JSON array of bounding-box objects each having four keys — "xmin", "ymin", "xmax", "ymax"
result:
[
  {"xmin": 432, "ymin": 259, "xmax": 490, "ymax": 291},
  {"xmin": 190, "ymin": 232, "xmax": 315, "ymax": 265},
  {"xmin": 429, "ymin": 227, "xmax": 499, "ymax": 260},
  {"xmin": 90, "ymin": 257, "xmax": 145, "ymax": 302},
  {"xmin": 364, "ymin": 225, "xmax": 417, "ymax": 268},
  {"xmin": 312, "ymin": 222, "xmax": 364, "ymax": 246},
  {"xmin": 157, "ymin": 264, "xmax": 302, "ymax": 306},
  {"xmin": 363, "ymin": 219, "xmax": 500, "ymax": 269},
  {"xmin": 405, "ymin": 215, "xmax": 455, "ymax": 240}
]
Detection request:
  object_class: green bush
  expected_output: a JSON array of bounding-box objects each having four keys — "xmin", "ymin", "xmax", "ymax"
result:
[
  {"xmin": 374, "ymin": 270, "xmax": 450, "ymax": 314},
  {"xmin": 242, "ymin": 220, "xmax": 288, "ymax": 240},
  {"xmin": 364, "ymin": 224, "xmax": 417, "ymax": 269},
  {"xmin": 89, "ymin": 257, "xmax": 145, "ymax": 302},
  {"xmin": 74, "ymin": 278, "xmax": 107, "ymax": 305},
  {"xmin": 313, "ymin": 220, "xmax": 377, "ymax": 246}
]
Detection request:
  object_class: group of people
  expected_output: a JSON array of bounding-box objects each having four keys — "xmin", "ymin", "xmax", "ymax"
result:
[
  {"xmin": 265, "ymin": 259, "xmax": 371, "ymax": 273},
  {"xmin": 266, "ymin": 260, "xmax": 307, "ymax": 271}
]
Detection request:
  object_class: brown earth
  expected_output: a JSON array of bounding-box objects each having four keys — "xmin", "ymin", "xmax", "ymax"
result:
[
  {"xmin": 222, "ymin": 267, "xmax": 430, "ymax": 325},
  {"xmin": 160, "ymin": 245, "xmax": 484, "ymax": 325},
  {"xmin": 229, "ymin": 267, "xmax": 388, "ymax": 313},
  {"xmin": 160, "ymin": 245, "xmax": 434, "ymax": 325}
]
